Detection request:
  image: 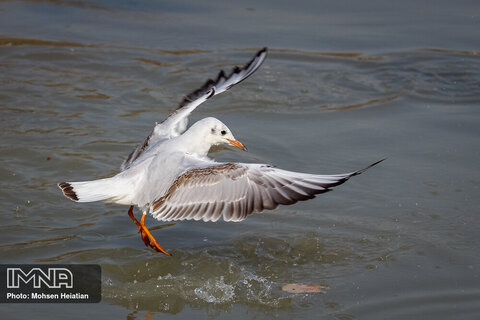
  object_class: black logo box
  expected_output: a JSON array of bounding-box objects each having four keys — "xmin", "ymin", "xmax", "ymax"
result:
[{"xmin": 0, "ymin": 264, "xmax": 101, "ymax": 303}]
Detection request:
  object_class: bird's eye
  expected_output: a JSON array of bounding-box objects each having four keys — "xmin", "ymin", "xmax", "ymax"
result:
[{"xmin": 221, "ymin": 130, "xmax": 227, "ymax": 135}]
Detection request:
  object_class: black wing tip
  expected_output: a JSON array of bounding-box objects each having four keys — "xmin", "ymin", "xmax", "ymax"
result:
[
  {"xmin": 177, "ymin": 47, "xmax": 268, "ymax": 110},
  {"xmin": 258, "ymin": 47, "xmax": 268, "ymax": 55},
  {"xmin": 215, "ymin": 47, "xmax": 267, "ymax": 84},
  {"xmin": 220, "ymin": 47, "xmax": 267, "ymax": 85},
  {"xmin": 58, "ymin": 182, "xmax": 79, "ymax": 201},
  {"xmin": 243, "ymin": 47, "xmax": 267, "ymax": 70},
  {"xmin": 178, "ymin": 79, "xmax": 215, "ymax": 108},
  {"xmin": 353, "ymin": 158, "xmax": 386, "ymax": 176},
  {"xmin": 250, "ymin": 47, "xmax": 268, "ymax": 66},
  {"xmin": 216, "ymin": 70, "xmax": 226, "ymax": 82}
]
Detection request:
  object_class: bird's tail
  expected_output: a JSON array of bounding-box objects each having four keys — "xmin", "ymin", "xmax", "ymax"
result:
[{"xmin": 58, "ymin": 176, "xmax": 129, "ymax": 203}]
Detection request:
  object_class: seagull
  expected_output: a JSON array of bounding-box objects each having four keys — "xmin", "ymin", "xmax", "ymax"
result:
[{"xmin": 58, "ymin": 48, "xmax": 383, "ymax": 256}]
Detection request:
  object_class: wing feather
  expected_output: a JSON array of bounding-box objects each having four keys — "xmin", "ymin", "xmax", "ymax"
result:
[
  {"xmin": 121, "ymin": 48, "xmax": 267, "ymax": 171},
  {"xmin": 150, "ymin": 160, "xmax": 384, "ymax": 222}
]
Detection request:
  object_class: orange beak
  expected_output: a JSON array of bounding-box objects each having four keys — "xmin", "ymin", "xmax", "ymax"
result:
[{"xmin": 227, "ymin": 139, "xmax": 247, "ymax": 151}]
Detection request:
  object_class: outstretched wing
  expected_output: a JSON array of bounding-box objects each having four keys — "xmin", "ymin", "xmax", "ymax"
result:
[
  {"xmin": 150, "ymin": 159, "xmax": 384, "ymax": 222},
  {"xmin": 121, "ymin": 47, "xmax": 268, "ymax": 171}
]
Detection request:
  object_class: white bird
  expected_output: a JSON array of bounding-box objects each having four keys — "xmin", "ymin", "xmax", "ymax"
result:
[{"xmin": 59, "ymin": 48, "xmax": 383, "ymax": 255}]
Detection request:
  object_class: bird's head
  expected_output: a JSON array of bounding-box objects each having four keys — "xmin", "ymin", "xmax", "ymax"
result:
[{"xmin": 188, "ymin": 117, "xmax": 247, "ymax": 154}]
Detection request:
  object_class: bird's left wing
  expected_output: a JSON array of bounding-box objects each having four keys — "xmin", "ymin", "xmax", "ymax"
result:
[
  {"xmin": 150, "ymin": 159, "xmax": 384, "ymax": 222},
  {"xmin": 121, "ymin": 48, "xmax": 267, "ymax": 171}
]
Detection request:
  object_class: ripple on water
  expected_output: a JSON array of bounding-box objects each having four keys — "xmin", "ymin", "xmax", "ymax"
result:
[
  {"xmin": 102, "ymin": 250, "xmax": 292, "ymax": 313},
  {"xmin": 100, "ymin": 230, "xmax": 398, "ymax": 314},
  {"xmin": 346, "ymin": 286, "xmax": 480, "ymax": 320},
  {"xmin": 1, "ymin": 38, "xmax": 479, "ymax": 319}
]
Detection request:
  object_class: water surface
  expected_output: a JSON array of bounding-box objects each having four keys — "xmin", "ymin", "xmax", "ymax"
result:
[{"xmin": 1, "ymin": 0, "xmax": 479, "ymax": 319}]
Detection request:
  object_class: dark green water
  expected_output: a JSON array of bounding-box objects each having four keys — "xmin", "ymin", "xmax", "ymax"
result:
[{"xmin": 1, "ymin": 0, "xmax": 479, "ymax": 319}]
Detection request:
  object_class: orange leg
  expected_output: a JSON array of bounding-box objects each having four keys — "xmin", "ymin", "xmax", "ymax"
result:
[
  {"xmin": 127, "ymin": 206, "xmax": 171, "ymax": 256},
  {"xmin": 127, "ymin": 206, "xmax": 150, "ymax": 246}
]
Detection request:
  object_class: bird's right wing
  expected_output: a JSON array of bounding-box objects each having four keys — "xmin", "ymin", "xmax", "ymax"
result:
[
  {"xmin": 121, "ymin": 48, "xmax": 268, "ymax": 171},
  {"xmin": 150, "ymin": 159, "xmax": 384, "ymax": 222}
]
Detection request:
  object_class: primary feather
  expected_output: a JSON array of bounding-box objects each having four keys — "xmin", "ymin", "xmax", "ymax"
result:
[{"xmin": 120, "ymin": 48, "xmax": 267, "ymax": 171}]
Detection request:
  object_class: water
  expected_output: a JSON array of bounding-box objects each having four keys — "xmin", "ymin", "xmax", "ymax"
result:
[{"xmin": 1, "ymin": 0, "xmax": 480, "ymax": 319}]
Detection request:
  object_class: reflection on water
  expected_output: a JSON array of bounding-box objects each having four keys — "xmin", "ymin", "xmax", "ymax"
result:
[{"xmin": 1, "ymin": 1, "xmax": 480, "ymax": 318}]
